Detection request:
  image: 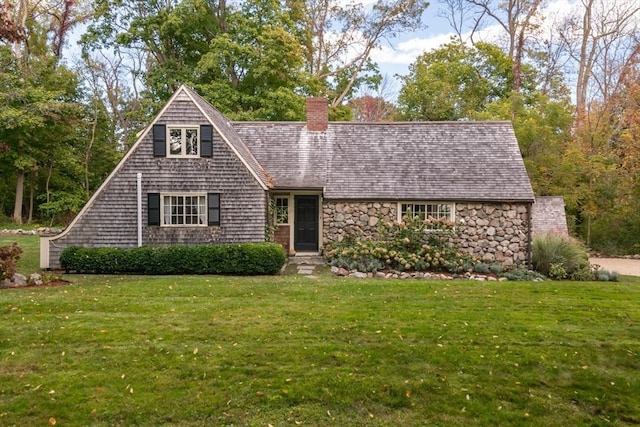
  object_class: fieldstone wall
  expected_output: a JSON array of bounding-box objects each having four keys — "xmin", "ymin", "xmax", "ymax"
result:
[
  {"xmin": 322, "ymin": 201, "xmax": 531, "ymax": 269},
  {"xmin": 454, "ymin": 203, "xmax": 531, "ymax": 268},
  {"xmin": 323, "ymin": 201, "xmax": 397, "ymax": 243}
]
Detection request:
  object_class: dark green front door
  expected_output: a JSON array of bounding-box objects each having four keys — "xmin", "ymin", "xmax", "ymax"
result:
[{"xmin": 294, "ymin": 195, "xmax": 319, "ymax": 251}]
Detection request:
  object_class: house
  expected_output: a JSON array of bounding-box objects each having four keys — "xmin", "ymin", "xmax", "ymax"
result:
[{"xmin": 40, "ymin": 85, "xmax": 535, "ymax": 269}]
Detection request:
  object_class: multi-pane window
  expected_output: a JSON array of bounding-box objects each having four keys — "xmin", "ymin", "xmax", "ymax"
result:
[
  {"xmin": 168, "ymin": 127, "xmax": 199, "ymax": 156},
  {"xmin": 275, "ymin": 197, "xmax": 289, "ymax": 224},
  {"xmin": 400, "ymin": 203, "xmax": 453, "ymax": 221},
  {"xmin": 163, "ymin": 194, "xmax": 207, "ymax": 226}
]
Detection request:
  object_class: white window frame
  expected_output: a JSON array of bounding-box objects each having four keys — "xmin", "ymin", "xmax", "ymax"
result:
[
  {"xmin": 167, "ymin": 125, "xmax": 199, "ymax": 157},
  {"xmin": 398, "ymin": 202, "xmax": 455, "ymax": 223},
  {"xmin": 161, "ymin": 193, "xmax": 207, "ymax": 226},
  {"xmin": 274, "ymin": 196, "xmax": 290, "ymax": 225}
]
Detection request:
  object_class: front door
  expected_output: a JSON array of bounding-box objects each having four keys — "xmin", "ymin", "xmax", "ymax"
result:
[{"xmin": 294, "ymin": 195, "xmax": 319, "ymax": 251}]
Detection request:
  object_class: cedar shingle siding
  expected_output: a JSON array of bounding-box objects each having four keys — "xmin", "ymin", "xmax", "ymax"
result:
[{"xmin": 45, "ymin": 92, "xmax": 268, "ymax": 269}]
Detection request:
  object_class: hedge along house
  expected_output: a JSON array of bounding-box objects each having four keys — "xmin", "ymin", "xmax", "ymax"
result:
[{"xmin": 41, "ymin": 85, "xmax": 535, "ymax": 269}]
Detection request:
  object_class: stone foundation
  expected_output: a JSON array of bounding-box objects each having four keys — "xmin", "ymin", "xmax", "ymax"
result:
[{"xmin": 322, "ymin": 201, "xmax": 531, "ymax": 269}]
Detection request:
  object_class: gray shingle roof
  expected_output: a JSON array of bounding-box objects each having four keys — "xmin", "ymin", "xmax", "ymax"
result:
[{"xmin": 234, "ymin": 121, "xmax": 535, "ymax": 202}]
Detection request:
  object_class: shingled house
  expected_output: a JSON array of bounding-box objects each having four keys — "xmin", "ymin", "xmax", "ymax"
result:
[{"xmin": 41, "ymin": 85, "xmax": 535, "ymax": 269}]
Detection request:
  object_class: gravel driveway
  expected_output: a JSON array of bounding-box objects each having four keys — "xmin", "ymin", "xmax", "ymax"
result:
[{"xmin": 589, "ymin": 258, "xmax": 640, "ymax": 276}]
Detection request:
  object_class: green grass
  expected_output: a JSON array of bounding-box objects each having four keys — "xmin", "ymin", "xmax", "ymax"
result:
[
  {"xmin": 1, "ymin": 236, "xmax": 640, "ymax": 425},
  {"xmin": 0, "ymin": 234, "xmax": 41, "ymax": 275}
]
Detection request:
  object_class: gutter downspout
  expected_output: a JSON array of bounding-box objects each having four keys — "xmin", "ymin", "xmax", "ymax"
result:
[{"xmin": 137, "ymin": 173, "xmax": 142, "ymax": 247}]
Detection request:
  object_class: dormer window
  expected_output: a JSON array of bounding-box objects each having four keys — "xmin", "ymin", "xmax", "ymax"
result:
[
  {"xmin": 152, "ymin": 124, "xmax": 213, "ymax": 158},
  {"xmin": 169, "ymin": 127, "xmax": 198, "ymax": 157}
]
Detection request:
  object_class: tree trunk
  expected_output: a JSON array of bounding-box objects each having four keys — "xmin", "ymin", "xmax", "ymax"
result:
[
  {"xmin": 27, "ymin": 173, "xmax": 34, "ymax": 224},
  {"xmin": 13, "ymin": 169, "xmax": 24, "ymax": 224}
]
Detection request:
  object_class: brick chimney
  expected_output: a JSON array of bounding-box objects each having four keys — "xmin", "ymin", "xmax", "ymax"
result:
[{"xmin": 306, "ymin": 97, "xmax": 328, "ymax": 132}]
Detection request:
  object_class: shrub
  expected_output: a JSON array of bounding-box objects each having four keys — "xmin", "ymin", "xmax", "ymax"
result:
[
  {"xmin": 595, "ymin": 269, "xmax": 619, "ymax": 282},
  {"xmin": 60, "ymin": 243, "xmax": 286, "ymax": 275},
  {"xmin": 473, "ymin": 262, "xmax": 491, "ymax": 274},
  {"xmin": 532, "ymin": 234, "xmax": 590, "ymax": 280},
  {"xmin": 501, "ymin": 269, "xmax": 546, "ymax": 281},
  {"xmin": 0, "ymin": 243, "xmax": 23, "ymax": 280},
  {"xmin": 324, "ymin": 215, "xmax": 476, "ymax": 273}
]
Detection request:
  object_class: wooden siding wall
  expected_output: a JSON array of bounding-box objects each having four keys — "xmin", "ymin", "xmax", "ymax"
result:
[{"xmin": 47, "ymin": 99, "xmax": 267, "ymax": 268}]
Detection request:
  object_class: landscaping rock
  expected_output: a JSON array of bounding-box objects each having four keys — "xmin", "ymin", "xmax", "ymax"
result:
[
  {"xmin": 29, "ymin": 273, "xmax": 44, "ymax": 286},
  {"xmin": 13, "ymin": 274, "xmax": 27, "ymax": 287}
]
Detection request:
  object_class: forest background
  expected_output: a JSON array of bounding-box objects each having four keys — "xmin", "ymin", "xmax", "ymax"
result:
[{"xmin": 1, "ymin": 0, "xmax": 639, "ymax": 254}]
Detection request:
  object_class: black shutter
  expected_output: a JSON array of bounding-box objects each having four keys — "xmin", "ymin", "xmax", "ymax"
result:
[
  {"xmin": 208, "ymin": 193, "xmax": 220, "ymax": 225},
  {"xmin": 200, "ymin": 124, "xmax": 213, "ymax": 157},
  {"xmin": 148, "ymin": 193, "xmax": 161, "ymax": 226},
  {"xmin": 152, "ymin": 124, "xmax": 166, "ymax": 157}
]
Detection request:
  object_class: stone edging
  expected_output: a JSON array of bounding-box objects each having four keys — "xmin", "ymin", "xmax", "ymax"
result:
[
  {"xmin": 330, "ymin": 266, "xmax": 507, "ymax": 281},
  {"xmin": 1, "ymin": 228, "xmax": 63, "ymax": 236}
]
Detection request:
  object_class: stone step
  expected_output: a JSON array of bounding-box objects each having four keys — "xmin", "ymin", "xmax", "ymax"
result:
[{"xmin": 288, "ymin": 254, "xmax": 325, "ymax": 266}]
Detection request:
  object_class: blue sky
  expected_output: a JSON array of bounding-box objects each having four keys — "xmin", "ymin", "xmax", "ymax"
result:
[{"xmin": 372, "ymin": 4, "xmax": 456, "ymax": 80}]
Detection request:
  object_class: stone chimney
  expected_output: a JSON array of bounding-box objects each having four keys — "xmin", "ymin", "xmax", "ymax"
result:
[{"xmin": 306, "ymin": 97, "xmax": 328, "ymax": 132}]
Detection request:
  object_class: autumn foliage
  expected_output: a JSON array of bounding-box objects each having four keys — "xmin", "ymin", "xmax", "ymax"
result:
[{"xmin": 0, "ymin": 243, "xmax": 23, "ymax": 281}]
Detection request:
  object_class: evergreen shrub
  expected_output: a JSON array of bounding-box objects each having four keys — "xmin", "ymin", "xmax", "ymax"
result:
[{"xmin": 60, "ymin": 243, "xmax": 286, "ymax": 275}]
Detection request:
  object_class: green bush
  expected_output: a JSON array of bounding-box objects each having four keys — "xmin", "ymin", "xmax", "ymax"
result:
[
  {"xmin": 532, "ymin": 234, "xmax": 591, "ymax": 280},
  {"xmin": 60, "ymin": 243, "xmax": 286, "ymax": 275},
  {"xmin": 501, "ymin": 268, "xmax": 546, "ymax": 281},
  {"xmin": 325, "ymin": 215, "xmax": 476, "ymax": 273},
  {"xmin": 595, "ymin": 269, "xmax": 619, "ymax": 282}
]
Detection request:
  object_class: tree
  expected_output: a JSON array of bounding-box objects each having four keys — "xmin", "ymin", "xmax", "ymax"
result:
[
  {"xmin": 82, "ymin": 0, "xmax": 307, "ymax": 120},
  {"xmin": 0, "ymin": 2, "xmax": 24, "ymax": 44},
  {"xmin": 298, "ymin": 0, "xmax": 429, "ymax": 107},
  {"xmin": 439, "ymin": 0, "xmax": 545, "ymax": 92},
  {"xmin": 0, "ymin": 48, "xmax": 83, "ymax": 223},
  {"xmin": 196, "ymin": 0, "xmax": 307, "ymax": 120},
  {"xmin": 0, "ymin": 0, "xmax": 89, "ymax": 224},
  {"xmin": 397, "ymin": 39, "xmax": 516, "ymax": 120},
  {"xmin": 347, "ymin": 75, "xmax": 398, "ymax": 121},
  {"xmin": 558, "ymin": 0, "xmax": 640, "ymax": 124}
]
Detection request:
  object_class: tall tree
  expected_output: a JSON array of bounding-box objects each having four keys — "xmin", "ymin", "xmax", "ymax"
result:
[
  {"xmin": 397, "ymin": 40, "xmax": 516, "ymax": 121},
  {"xmin": 557, "ymin": 0, "xmax": 640, "ymax": 125},
  {"xmin": 298, "ymin": 0, "xmax": 429, "ymax": 108},
  {"xmin": 439, "ymin": 0, "xmax": 545, "ymax": 92},
  {"xmin": 82, "ymin": 0, "xmax": 307, "ymax": 119},
  {"xmin": 0, "ymin": 0, "xmax": 87, "ymax": 224}
]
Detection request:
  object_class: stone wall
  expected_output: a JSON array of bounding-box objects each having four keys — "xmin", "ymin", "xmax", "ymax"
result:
[
  {"xmin": 454, "ymin": 203, "xmax": 531, "ymax": 268},
  {"xmin": 323, "ymin": 201, "xmax": 397, "ymax": 243},
  {"xmin": 322, "ymin": 201, "xmax": 531, "ymax": 268}
]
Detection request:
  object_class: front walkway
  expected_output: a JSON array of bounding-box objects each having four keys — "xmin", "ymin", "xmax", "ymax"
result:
[{"xmin": 287, "ymin": 254, "xmax": 325, "ymax": 277}]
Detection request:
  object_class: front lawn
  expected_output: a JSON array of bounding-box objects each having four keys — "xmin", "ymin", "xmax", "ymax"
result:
[{"xmin": 1, "ymin": 271, "xmax": 639, "ymax": 426}]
